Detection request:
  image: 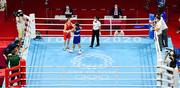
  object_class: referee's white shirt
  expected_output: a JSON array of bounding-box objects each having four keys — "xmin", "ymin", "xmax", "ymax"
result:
[{"xmin": 93, "ymin": 20, "xmax": 101, "ymax": 30}]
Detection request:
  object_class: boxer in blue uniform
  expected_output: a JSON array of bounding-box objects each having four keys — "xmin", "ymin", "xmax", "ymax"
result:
[{"xmin": 72, "ymin": 23, "xmax": 81, "ymax": 54}]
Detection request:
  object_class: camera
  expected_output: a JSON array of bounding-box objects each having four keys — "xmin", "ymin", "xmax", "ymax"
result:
[
  {"xmin": 14, "ymin": 10, "xmax": 24, "ymax": 17},
  {"xmin": 165, "ymin": 48, "xmax": 174, "ymax": 57}
]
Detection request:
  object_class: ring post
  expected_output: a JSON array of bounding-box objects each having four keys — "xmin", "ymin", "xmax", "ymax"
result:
[
  {"xmin": 110, "ymin": 18, "xmax": 112, "ymax": 36},
  {"xmin": 151, "ymin": 12, "xmax": 163, "ymax": 87},
  {"xmin": 148, "ymin": 13, "xmax": 155, "ymax": 39},
  {"xmin": 20, "ymin": 59, "xmax": 26, "ymax": 87}
]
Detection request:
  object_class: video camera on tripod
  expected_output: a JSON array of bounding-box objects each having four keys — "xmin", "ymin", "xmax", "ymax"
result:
[
  {"xmin": 14, "ymin": 10, "xmax": 24, "ymax": 17},
  {"xmin": 164, "ymin": 47, "xmax": 176, "ymax": 69}
]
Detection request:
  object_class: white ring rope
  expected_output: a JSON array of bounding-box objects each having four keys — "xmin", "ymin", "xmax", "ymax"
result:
[
  {"xmin": 22, "ymin": 84, "xmax": 161, "ymax": 87},
  {"xmin": 23, "ymin": 72, "xmax": 158, "ymax": 74},
  {"xmin": 40, "ymin": 35, "xmax": 149, "ymax": 37},
  {"xmin": 27, "ymin": 66, "xmax": 156, "ymax": 68},
  {"xmin": 34, "ymin": 17, "xmax": 150, "ymax": 37},
  {"xmin": 36, "ymin": 23, "xmax": 148, "ymax": 26},
  {"xmin": 37, "ymin": 29, "xmax": 149, "ymax": 31},
  {"xmin": 21, "ymin": 78, "xmax": 158, "ymax": 81},
  {"xmin": 35, "ymin": 18, "xmax": 149, "ymax": 21}
]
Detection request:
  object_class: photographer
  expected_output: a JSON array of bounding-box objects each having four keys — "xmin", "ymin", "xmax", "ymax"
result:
[
  {"xmin": 164, "ymin": 48, "xmax": 176, "ymax": 87},
  {"xmin": 164, "ymin": 48, "xmax": 176, "ymax": 74},
  {"xmin": 14, "ymin": 10, "xmax": 29, "ymax": 40}
]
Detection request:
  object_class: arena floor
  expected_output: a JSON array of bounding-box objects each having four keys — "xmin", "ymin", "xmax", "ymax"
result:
[{"xmin": 26, "ymin": 37, "xmax": 173, "ymax": 88}]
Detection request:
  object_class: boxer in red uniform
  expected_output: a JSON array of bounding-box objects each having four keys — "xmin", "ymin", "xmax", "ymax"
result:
[{"xmin": 63, "ymin": 17, "xmax": 74, "ymax": 51}]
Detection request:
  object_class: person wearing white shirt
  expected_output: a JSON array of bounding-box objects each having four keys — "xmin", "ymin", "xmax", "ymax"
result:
[
  {"xmin": 89, "ymin": 16, "xmax": 101, "ymax": 48},
  {"xmin": 154, "ymin": 15, "xmax": 163, "ymax": 51},
  {"xmin": 160, "ymin": 16, "xmax": 168, "ymax": 47},
  {"xmin": 15, "ymin": 10, "xmax": 29, "ymax": 40}
]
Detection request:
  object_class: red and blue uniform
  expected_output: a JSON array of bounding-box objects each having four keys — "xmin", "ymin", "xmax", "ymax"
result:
[{"xmin": 73, "ymin": 27, "xmax": 81, "ymax": 44}]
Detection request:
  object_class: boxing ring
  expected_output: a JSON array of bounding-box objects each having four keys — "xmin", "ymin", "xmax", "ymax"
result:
[{"xmin": 2, "ymin": 14, "xmax": 179, "ymax": 88}]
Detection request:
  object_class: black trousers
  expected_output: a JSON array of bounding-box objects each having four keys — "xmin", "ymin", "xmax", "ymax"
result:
[
  {"xmin": 158, "ymin": 34, "xmax": 163, "ymax": 51},
  {"xmin": 162, "ymin": 29, "xmax": 168, "ymax": 47},
  {"xmin": 90, "ymin": 30, "xmax": 100, "ymax": 46}
]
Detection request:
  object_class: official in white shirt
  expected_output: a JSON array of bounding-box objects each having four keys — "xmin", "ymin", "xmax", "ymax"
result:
[
  {"xmin": 154, "ymin": 16, "xmax": 163, "ymax": 51},
  {"xmin": 90, "ymin": 16, "xmax": 101, "ymax": 48},
  {"xmin": 15, "ymin": 10, "xmax": 29, "ymax": 40}
]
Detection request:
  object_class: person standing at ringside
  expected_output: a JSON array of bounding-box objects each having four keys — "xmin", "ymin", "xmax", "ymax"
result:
[
  {"xmin": 154, "ymin": 15, "xmax": 163, "ymax": 51},
  {"xmin": 63, "ymin": 17, "xmax": 74, "ymax": 51},
  {"xmin": 89, "ymin": 16, "xmax": 101, "ymax": 48},
  {"xmin": 160, "ymin": 15, "xmax": 168, "ymax": 47},
  {"xmin": 15, "ymin": 10, "xmax": 28, "ymax": 40}
]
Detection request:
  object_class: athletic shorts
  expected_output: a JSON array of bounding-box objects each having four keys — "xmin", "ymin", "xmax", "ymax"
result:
[
  {"xmin": 63, "ymin": 32, "xmax": 71, "ymax": 40},
  {"xmin": 73, "ymin": 36, "xmax": 80, "ymax": 44}
]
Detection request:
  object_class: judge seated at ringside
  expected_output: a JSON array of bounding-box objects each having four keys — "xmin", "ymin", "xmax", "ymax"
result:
[
  {"xmin": 64, "ymin": 5, "xmax": 73, "ymax": 18},
  {"xmin": 110, "ymin": 3, "xmax": 123, "ymax": 18}
]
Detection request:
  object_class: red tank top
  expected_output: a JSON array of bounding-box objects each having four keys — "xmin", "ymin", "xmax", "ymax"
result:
[{"xmin": 65, "ymin": 23, "xmax": 73, "ymax": 31}]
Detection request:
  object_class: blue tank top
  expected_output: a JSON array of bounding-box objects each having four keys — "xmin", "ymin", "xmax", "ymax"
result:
[{"xmin": 74, "ymin": 27, "xmax": 80, "ymax": 36}]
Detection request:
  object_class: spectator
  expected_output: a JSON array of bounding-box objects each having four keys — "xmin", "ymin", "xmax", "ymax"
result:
[
  {"xmin": 144, "ymin": 0, "xmax": 151, "ymax": 11},
  {"xmin": 114, "ymin": 30, "xmax": 124, "ymax": 36},
  {"xmin": 176, "ymin": 16, "xmax": 180, "ymax": 34},
  {"xmin": 89, "ymin": 16, "xmax": 101, "ymax": 48},
  {"xmin": 110, "ymin": 3, "xmax": 123, "ymax": 18},
  {"xmin": 157, "ymin": 0, "xmax": 166, "ymax": 14},
  {"xmin": 64, "ymin": 5, "xmax": 73, "ymax": 18}
]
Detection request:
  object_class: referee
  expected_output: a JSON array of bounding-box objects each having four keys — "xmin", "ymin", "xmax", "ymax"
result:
[{"xmin": 89, "ymin": 16, "xmax": 101, "ymax": 48}]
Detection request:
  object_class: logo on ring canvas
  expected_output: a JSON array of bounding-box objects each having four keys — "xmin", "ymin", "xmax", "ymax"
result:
[{"xmin": 71, "ymin": 53, "xmax": 113, "ymax": 69}]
